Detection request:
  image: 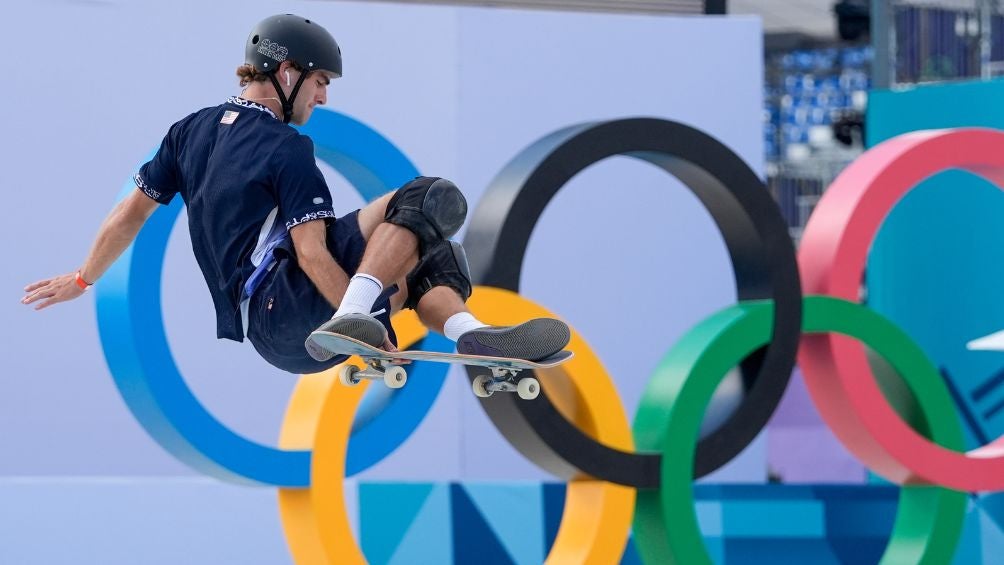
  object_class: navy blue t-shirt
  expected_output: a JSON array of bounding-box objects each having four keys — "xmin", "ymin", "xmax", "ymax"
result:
[{"xmin": 135, "ymin": 97, "xmax": 334, "ymax": 341}]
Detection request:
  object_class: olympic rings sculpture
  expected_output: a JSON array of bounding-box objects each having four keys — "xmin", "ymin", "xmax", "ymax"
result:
[{"xmin": 96, "ymin": 113, "xmax": 1001, "ymax": 563}]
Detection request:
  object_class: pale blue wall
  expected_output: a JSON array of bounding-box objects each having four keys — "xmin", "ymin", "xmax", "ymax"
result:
[{"xmin": 2, "ymin": 1, "xmax": 769, "ymax": 561}]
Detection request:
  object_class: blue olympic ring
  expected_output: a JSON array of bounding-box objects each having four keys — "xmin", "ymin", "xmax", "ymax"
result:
[{"xmin": 96, "ymin": 109, "xmax": 452, "ymax": 486}]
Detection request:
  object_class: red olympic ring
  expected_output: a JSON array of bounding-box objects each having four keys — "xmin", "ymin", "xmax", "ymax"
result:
[{"xmin": 799, "ymin": 127, "xmax": 1004, "ymax": 491}]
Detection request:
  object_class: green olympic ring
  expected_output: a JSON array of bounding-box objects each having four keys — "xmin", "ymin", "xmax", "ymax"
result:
[{"xmin": 632, "ymin": 296, "xmax": 967, "ymax": 564}]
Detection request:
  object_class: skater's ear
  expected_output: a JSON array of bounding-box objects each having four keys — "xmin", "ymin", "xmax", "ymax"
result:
[{"xmin": 276, "ymin": 61, "xmax": 302, "ymax": 91}]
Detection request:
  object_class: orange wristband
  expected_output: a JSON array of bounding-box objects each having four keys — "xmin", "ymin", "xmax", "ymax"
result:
[{"xmin": 75, "ymin": 271, "xmax": 92, "ymax": 290}]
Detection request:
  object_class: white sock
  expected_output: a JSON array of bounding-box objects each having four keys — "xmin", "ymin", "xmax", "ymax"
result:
[
  {"xmin": 334, "ymin": 273, "xmax": 383, "ymax": 317},
  {"xmin": 443, "ymin": 312, "xmax": 488, "ymax": 341}
]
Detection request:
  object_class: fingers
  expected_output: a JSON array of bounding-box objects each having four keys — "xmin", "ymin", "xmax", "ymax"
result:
[
  {"xmin": 33, "ymin": 286, "xmax": 83, "ymax": 309},
  {"xmin": 23, "ymin": 274, "xmax": 64, "ymax": 303},
  {"xmin": 22, "ymin": 288, "xmax": 55, "ymax": 305},
  {"xmin": 22, "ymin": 274, "xmax": 83, "ymax": 309},
  {"xmin": 23, "ymin": 279, "xmax": 52, "ymax": 293},
  {"xmin": 23, "ymin": 288, "xmax": 59, "ymax": 309}
]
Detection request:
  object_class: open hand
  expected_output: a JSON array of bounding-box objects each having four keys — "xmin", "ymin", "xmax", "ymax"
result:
[{"xmin": 22, "ymin": 273, "xmax": 86, "ymax": 310}]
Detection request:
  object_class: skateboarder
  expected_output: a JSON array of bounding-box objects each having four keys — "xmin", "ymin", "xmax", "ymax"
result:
[{"xmin": 20, "ymin": 14, "xmax": 570, "ymax": 374}]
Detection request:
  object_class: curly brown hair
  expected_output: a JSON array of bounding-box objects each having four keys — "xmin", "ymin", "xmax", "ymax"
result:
[{"xmin": 236, "ymin": 61, "xmax": 304, "ymax": 87}]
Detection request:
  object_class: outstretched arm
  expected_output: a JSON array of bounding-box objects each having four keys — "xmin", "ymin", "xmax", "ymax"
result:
[{"xmin": 22, "ymin": 189, "xmax": 160, "ymax": 310}]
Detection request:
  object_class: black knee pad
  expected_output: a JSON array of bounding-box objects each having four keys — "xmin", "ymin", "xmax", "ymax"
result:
[
  {"xmin": 404, "ymin": 240, "xmax": 473, "ymax": 310},
  {"xmin": 384, "ymin": 176, "xmax": 468, "ymax": 252}
]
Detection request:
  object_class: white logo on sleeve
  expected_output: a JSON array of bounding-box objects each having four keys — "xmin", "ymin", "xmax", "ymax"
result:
[
  {"xmin": 313, "ymin": 197, "xmax": 324, "ymax": 204},
  {"xmin": 286, "ymin": 210, "xmax": 336, "ymax": 230}
]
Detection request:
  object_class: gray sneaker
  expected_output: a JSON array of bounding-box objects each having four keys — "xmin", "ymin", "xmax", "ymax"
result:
[
  {"xmin": 456, "ymin": 318, "xmax": 570, "ymax": 361},
  {"xmin": 305, "ymin": 312, "xmax": 389, "ymax": 362}
]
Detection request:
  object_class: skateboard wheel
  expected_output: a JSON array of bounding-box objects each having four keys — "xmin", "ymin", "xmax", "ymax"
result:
[
  {"xmin": 338, "ymin": 365, "xmax": 361, "ymax": 387},
  {"xmin": 472, "ymin": 375, "xmax": 493, "ymax": 398},
  {"xmin": 517, "ymin": 377, "xmax": 540, "ymax": 400},
  {"xmin": 384, "ymin": 366, "xmax": 407, "ymax": 389}
]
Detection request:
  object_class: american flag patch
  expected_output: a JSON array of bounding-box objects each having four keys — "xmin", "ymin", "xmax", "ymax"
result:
[{"xmin": 221, "ymin": 110, "xmax": 239, "ymax": 125}]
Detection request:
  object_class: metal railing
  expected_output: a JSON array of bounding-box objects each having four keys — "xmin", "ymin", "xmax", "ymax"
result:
[
  {"xmin": 880, "ymin": 0, "xmax": 1004, "ymax": 84},
  {"xmin": 767, "ymin": 157, "xmax": 857, "ymax": 242}
]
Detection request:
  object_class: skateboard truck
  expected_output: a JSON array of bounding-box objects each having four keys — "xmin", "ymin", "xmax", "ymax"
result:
[
  {"xmin": 472, "ymin": 367, "xmax": 540, "ymax": 400},
  {"xmin": 338, "ymin": 359, "xmax": 408, "ymax": 389}
]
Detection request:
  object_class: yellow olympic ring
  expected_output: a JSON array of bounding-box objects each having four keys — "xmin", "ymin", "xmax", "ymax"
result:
[{"xmin": 277, "ymin": 286, "xmax": 634, "ymax": 563}]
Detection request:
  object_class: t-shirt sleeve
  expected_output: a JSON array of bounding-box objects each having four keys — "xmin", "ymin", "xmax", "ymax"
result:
[
  {"xmin": 134, "ymin": 122, "xmax": 182, "ymax": 205},
  {"xmin": 274, "ymin": 135, "xmax": 335, "ymax": 231}
]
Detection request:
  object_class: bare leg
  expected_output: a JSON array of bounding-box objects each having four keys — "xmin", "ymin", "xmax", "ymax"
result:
[
  {"xmin": 356, "ymin": 192, "xmax": 395, "ymax": 240},
  {"xmin": 349, "ymin": 192, "xmax": 420, "ymax": 287},
  {"xmin": 356, "ymin": 194, "xmax": 471, "ymax": 334},
  {"xmin": 414, "ymin": 286, "xmax": 469, "ymax": 335},
  {"xmin": 351, "ymin": 192, "xmax": 415, "ymax": 315},
  {"xmin": 354, "ymin": 223, "xmax": 418, "ymax": 287}
]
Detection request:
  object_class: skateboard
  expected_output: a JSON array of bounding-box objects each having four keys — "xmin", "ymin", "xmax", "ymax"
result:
[{"xmin": 308, "ymin": 330, "xmax": 573, "ymax": 400}]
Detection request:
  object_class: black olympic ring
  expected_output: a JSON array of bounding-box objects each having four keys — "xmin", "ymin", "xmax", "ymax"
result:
[{"xmin": 462, "ymin": 117, "xmax": 802, "ymax": 486}]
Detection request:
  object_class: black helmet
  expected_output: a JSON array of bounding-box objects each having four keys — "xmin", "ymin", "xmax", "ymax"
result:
[
  {"xmin": 244, "ymin": 14, "xmax": 341, "ymax": 123},
  {"xmin": 246, "ymin": 14, "xmax": 342, "ymax": 77}
]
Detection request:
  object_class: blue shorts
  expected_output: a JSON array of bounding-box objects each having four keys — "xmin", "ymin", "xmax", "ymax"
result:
[{"xmin": 246, "ymin": 210, "xmax": 398, "ymax": 374}]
